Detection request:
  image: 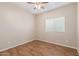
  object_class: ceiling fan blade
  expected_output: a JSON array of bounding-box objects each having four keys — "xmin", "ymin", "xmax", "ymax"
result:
[
  {"xmin": 27, "ymin": 2, "xmax": 35, "ymax": 4},
  {"xmin": 27, "ymin": 2, "xmax": 48, "ymax": 4},
  {"xmin": 42, "ymin": 2, "xmax": 48, "ymax": 3}
]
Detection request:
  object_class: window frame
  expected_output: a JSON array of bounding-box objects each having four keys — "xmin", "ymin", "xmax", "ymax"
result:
[{"xmin": 45, "ymin": 16, "xmax": 65, "ymax": 32}]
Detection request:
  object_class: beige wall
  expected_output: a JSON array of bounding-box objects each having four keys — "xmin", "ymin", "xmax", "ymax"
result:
[
  {"xmin": 36, "ymin": 3, "xmax": 77, "ymax": 48},
  {"xmin": 0, "ymin": 3, "xmax": 35, "ymax": 51},
  {"xmin": 77, "ymin": 3, "xmax": 79, "ymax": 52}
]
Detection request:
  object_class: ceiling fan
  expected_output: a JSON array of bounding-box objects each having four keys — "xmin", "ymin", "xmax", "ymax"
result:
[{"xmin": 27, "ymin": 2, "xmax": 48, "ymax": 10}]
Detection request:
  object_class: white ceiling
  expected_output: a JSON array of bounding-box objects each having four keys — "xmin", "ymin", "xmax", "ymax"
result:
[{"xmin": 14, "ymin": 2, "xmax": 74, "ymax": 14}]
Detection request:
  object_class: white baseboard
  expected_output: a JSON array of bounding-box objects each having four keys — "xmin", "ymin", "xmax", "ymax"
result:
[
  {"xmin": 0, "ymin": 39, "xmax": 33, "ymax": 52},
  {"xmin": 37, "ymin": 39, "xmax": 77, "ymax": 49}
]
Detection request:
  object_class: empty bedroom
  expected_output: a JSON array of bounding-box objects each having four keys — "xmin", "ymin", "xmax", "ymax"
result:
[{"xmin": 0, "ymin": 2, "xmax": 79, "ymax": 56}]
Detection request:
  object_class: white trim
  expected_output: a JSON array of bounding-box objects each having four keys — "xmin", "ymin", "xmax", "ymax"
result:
[
  {"xmin": 0, "ymin": 40, "xmax": 33, "ymax": 52},
  {"xmin": 37, "ymin": 39, "xmax": 77, "ymax": 49}
]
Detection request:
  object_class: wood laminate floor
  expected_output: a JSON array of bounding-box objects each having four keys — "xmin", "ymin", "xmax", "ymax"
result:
[{"xmin": 0, "ymin": 40, "xmax": 78, "ymax": 56}]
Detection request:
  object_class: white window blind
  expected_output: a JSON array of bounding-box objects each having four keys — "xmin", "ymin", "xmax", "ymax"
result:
[{"xmin": 45, "ymin": 17, "xmax": 65, "ymax": 32}]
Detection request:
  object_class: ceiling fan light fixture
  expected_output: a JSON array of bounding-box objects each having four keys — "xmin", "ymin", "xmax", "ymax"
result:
[
  {"xmin": 35, "ymin": 4, "xmax": 42, "ymax": 9},
  {"xmin": 27, "ymin": 2, "xmax": 48, "ymax": 10}
]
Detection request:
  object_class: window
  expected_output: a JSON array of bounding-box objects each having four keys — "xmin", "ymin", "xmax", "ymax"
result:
[{"xmin": 45, "ymin": 16, "xmax": 65, "ymax": 32}]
